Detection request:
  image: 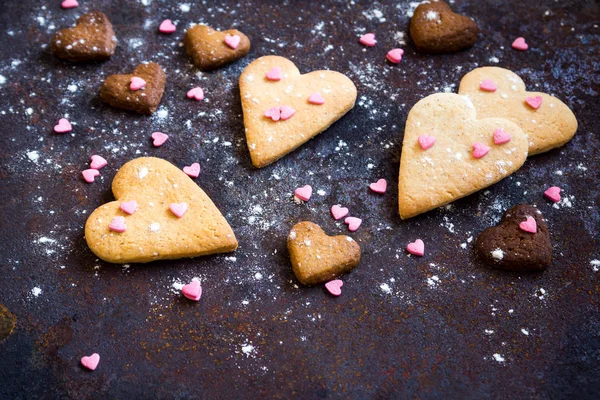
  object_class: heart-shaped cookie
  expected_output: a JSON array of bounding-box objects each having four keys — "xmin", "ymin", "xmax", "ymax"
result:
[
  {"xmin": 184, "ymin": 24, "xmax": 250, "ymax": 71},
  {"xmin": 458, "ymin": 67, "xmax": 578, "ymax": 155},
  {"xmin": 409, "ymin": 1, "xmax": 479, "ymax": 53},
  {"xmin": 240, "ymin": 55, "xmax": 357, "ymax": 168},
  {"xmin": 398, "ymin": 93, "xmax": 529, "ymax": 219},
  {"xmin": 475, "ymin": 204, "xmax": 552, "ymax": 272},
  {"xmin": 99, "ymin": 63, "xmax": 166, "ymax": 114},
  {"xmin": 288, "ymin": 221, "xmax": 360, "ymax": 286},
  {"xmin": 51, "ymin": 11, "xmax": 117, "ymax": 62},
  {"xmin": 85, "ymin": 157, "xmax": 237, "ymax": 263}
]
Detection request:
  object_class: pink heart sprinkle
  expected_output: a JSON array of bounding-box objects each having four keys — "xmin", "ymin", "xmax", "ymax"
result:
[
  {"xmin": 369, "ymin": 179, "xmax": 387, "ymax": 194},
  {"xmin": 264, "ymin": 106, "xmax": 281, "ymax": 121},
  {"xmin": 182, "ymin": 279, "xmax": 202, "ymax": 301},
  {"xmin": 61, "ymin": 0, "xmax": 79, "ymax": 9},
  {"xmin": 331, "ymin": 205, "xmax": 349, "ymax": 220},
  {"xmin": 307, "ymin": 92, "xmax": 325, "ymax": 105},
  {"xmin": 472, "ymin": 142, "xmax": 490, "ymax": 159},
  {"xmin": 80, "ymin": 353, "xmax": 100, "ymax": 371},
  {"xmin": 279, "ymin": 106, "xmax": 296, "ymax": 121},
  {"xmin": 512, "ymin": 37, "xmax": 529, "ymax": 51},
  {"xmin": 418, "ymin": 135, "xmax": 436, "ymax": 150},
  {"xmin": 386, "ymin": 48, "xmax": 404, "ymax": 64},
  {"xmin": 406, "ymin": 239, "xmax": 425, "ymax": 256},
  {"xmin": 294, "ymin": 185, "xmax": 312, "ymax": 202},
  {"xmin": 493, "ymin": 128, "xmax": 511, "ymax": 145},
  {"xmin": 325, "ymin": 279, "xmax": 343, "ymax": 296},
  {"xmin": 187, "ymin": 87, "xmax": 205, "ymax": 101},
  {"xmin": 169, "ymin": 202, "xmax": 188, "ymax": 218},
  {"xmin": 90, "ymin": 155, "xmax": 107, "ymax": 170},
  {"xmin": 151, "ymin": 131, "xmax": 169, "ymax": 147},
  {"xmin": 120, "ymin": 200, "xmax": 138, "ymax": 215},
  {"xmin": 130, "ymin": 77, "xmax": 146, "ymax": 91},
  {"xmin": 158, "ymin": 19, "xmax": 176, "ymax": 34},
  {"xmin": 183, "ymin": 163, "xmax": 200, "ymax": 178},
  {"xmin": 54, "ymin": 118, "xmax": 72, "ymax": 133},
  {"xmin": 224, "ymin": 34, "xmax": 241, "ymax": 49},
  {"xmin": 519, "ymin": 216, "xmax": 537, "ymax": 233},
  {"xmin": 82, "ymin": 169, "xmax": 100, "ymax": 183},
  {"xmin": 359, "ymin": 33, "xmax": 376, "ymax": 47},
  {"xmin": 265, "ymin": 66, "xmax": 282, "ymax": 81},
  {"xmin": 544, "ymin": 186, "xmax": 561, "ymax": 203},
  {"xmin": 109, "ymin": 216, "xmax": 126, "ymax": 233},
  {"xmin": 525, "ymin": 96, "xmax": 543, "ymax": 110},
  {"xmin": 480, "ymin": 79, "xmax": 497, "ymax": 92},
  {"xmin": 344, "ymin": 217, "xmax": 362, "ymax": 232}
]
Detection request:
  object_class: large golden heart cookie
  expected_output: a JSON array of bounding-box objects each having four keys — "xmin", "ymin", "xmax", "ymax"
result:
[
  {"xmin": 239, "ymin": 55, "xmax": 357, "ymax": 168},
  {"xmin": 85, "ymin": 157, "xmax": 237, "ymax": 263},
  {"xmin": 398, "ymin": 93, "xmax": 529, "ymax": 219},
  {"xmin": 458, "ymin": 67, "xmax": 578, "ymax": 155}
]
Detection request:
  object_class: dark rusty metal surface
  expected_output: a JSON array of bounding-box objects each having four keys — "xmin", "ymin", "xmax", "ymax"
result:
[{"xmin": 1, "ymin": 0, "xmax": 599, "ymax": 398}]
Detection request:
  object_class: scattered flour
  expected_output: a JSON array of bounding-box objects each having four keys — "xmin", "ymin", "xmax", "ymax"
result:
[{"xmin": 492, "ymin": 353, "xmax": 506, "ymax": 363}]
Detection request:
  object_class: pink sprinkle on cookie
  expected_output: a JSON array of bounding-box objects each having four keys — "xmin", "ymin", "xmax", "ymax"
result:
[
  {"xmin": 183, "ymin": 163, "xmax": 200, "ymax": 178},
  {"xmin": 90, "ymin": 155, "xmax": 107, "ymax": 170},
  {"xmin": 418, "ymin": 135, "xmax": 435, "ymax": 150},
  {"xmin": 279, "ymin": 106, "xmax": 296, "ymax": 120},
  {"xmin": 61, "ymin": 0, "xmax": 79, "ymax": 9},
  {"xmin": 493, "ymin": 128, "xmax": 511, "ymax": 145},
  {"xmin": 519, "ymin": 216, "xmax": 537, "ymax": 233},
  {"xmin": 182, "ymin": 279, "xmax": 202, "ymax": 301},
  {"xmin": 130, "ymin": 77, "xmax": 146, "ymax": 91},
  {"xmin": 344, "ymin": 217, "xmax": 362, "ymax": 232},
  {"xmin": 265, "ymin": 66, "xmax": 282, "ymax": 81},
  {"xmin": 331, "ymin": 205, "xmax": 349, "ymax": 220},
  {"xmin": 472, "ymin": 143, "xmax": 490, "ymax": 159},
  {"xmin": 512, "ymin": 37, "xmax": 529, "ymax": 51},
  {"xmin": 82, "ymin": 169, "xmax": 100, "ymax": 183},
  {"xmin": 480, "ymin": 79, "xmax": 497, "ymax": 92},
  {"xmin": 294, "ymin": 185, "xmax": 312, "ymax": 201},
  {"xmin": 120, "ymin": 200, "xmax": 137, "ymax": 215},
  {"xmin": 169, "ymin": 202, "xmax": 188, "ymax": 218},
  {"xmin": 265, "ymin": 106, "xmax": 296, "ymax": 121},
  {"xmin": 54, "ymin": 118, "xmax": 72, "ymax": 133},
  {"xmin": 325, "ymin": 279, "xmax": 343, "ymax": 296},
  {"xmin": 224, "ymin": 34, "xmax": 241, "ymax": 49},
  {"xmin": 406, "ymin": 239, "xmax": 424, "ymax": 256},
  {"xmin": 359, "ymin": 33, "xmax": 376, "ymax": 47},
  {"xmin": 544, "ymin": 186, "xmax": 561, "ymax": 203},
  {"xmin": 525, "ymin": 96, "xmax": 542, "ymax": 110},
  {"xmin": 151, "ymin": 131, "xmax": 169, "ymax": 147},
  {"xmin": 307, "ymin": 92, "xmax": 325, "ymax": 105},
  {"xmin": 264, "ymin": 106, "xmax": 281, "ymax": 121},
  {"xmin": 386, "ymin": 48, "xmax": 404, "ymax": 64},
  {"xmin": 159, "ymin": 19, "xmax": 176, "ymax": 34},
  {"xmin": 80, "ymin": 353, "xmax": 100, "ymax": 371},
  {"xmin": 187, "ymin": 87, "xmax": 205, "ymax": 101},
  {"xmin": 109, "ymin": 216, "xmax": 126, "ymax": 233},
  {"xmin": 369, "ymin": 179, "xmax": 387, "ymax": 194}
]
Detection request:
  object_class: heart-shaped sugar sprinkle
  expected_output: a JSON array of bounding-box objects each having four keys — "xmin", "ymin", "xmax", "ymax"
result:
[
  {"xmin": 224, "ymin": 34, "xmax": 241, "ymax": 49},
  {"xmin": 151, "ymin": 131, "xmax": 169, "ymax": 147},
  {"xmin": 325, "ymin": 279, "xmax": 343, "ymax": 296},
  {"xmin": 159, "ymin": 19, "xmax": 176, "ymax": 34},
  {"xmin": 169, "ymin": 202, "xmax": 188, "ymax": 218},
  {"xmin": 61, "ymin": 0, "xmax": 79, "ymax": 9},
  {"xmin": 307, "ymin": 92, "xmax": 325, "ymax": 105},
  {"xmin": 472, "ymin": 142, "xmax": 490, "ymax": 159},
  {"xmin": 294, "ymin": 185, "xmax": 312, "ymax": 202},
  {"xmin": 406, "ymin": 239, "xmax": 425, "ymax": 256},
  {"xmin": 386, "ymin": 48, "xmax": 404, "ymax": 64},
  {"xmin": 90, "ymin": 155, "xmax": 107, "ymax": 170},
  {"xmin": 183, "ymin": 163, "xmax": 200, "ymax": 178},
  {"xmin": 130, "ymin": 77, "xmax": 146, "ymax": 91},
  {"xmin": 344, "ymin": 217, "xmax": 362, "ymax": 232},
  {"xmin": 480, "ymin": 79, "xmax": 497, "ymax": 92},
  {"xmin": 264, "ymin": 106, "xmax": 281, "ymax": 121},
  {"xmin": 182, "ymin": 279, "xmax": 202, "ymax": 301},
  {"xmin": 519, "ymin": 216, "xmax": 537, "ymax": 233},
  {"xmin": 187, "ymin": 87, "xmax": 205, "ymax": 101},
  {"xmin": 54, "ymin": 118, "xmax": 72, "ymax": 133},
  {"xmin": 493, "ymin": 128, "xmax": 511, "ymax": 145},
  {"xmin": 359, "ymin": 33, "xmax": 376, "ymax": 47},
  {"xmin": 80, "ymin": 353, "xmax": 100, "ymax": 371},
  {"xmin": 265, "ymin": 106, "xmax": 296, "ymax": 121},
  {"xmin": 525, "ymin": 96, "xmax": 542, "ymax": 110},
  {"xmin": 544, "ymin": 186, "xmax": 561, "ymax": 203},
  {"xmin": 369, "ymin": 179, "xmax": 387, "ymax": 194},
  {"xmin": 512, "ymin": 37, "xmax": 529, "ymax": 51},
  {"xmin": 109, "ymin": 216, "xmax": 126, "ymax": 233},
  {"xmin": 120, "ymin": 200, "xmax": 137, "ymax": 215},
  {"xmin": 331, "ymin": 205, "xmax": 349, "ymax": 220},
  {"xmin": 265, "ymin": 67, "xmax": 282, "ymax": 81},
  {"xmin": 82, "ymin": 169, "xmax": 100, "ymax": 183},
  {"xmin": 418, "ymin": 135, "xmax": 436, "ymax": 150},
  {"xmin": 279, "ymin": 106, "xmax": 296, "ymax": 120}
]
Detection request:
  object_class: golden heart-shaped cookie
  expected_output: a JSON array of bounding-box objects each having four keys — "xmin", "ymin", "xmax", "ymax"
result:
[
  {"xmin": 240, "ymin": 55, "xmax": 357, "ymax": 168},
  {"xmin": 85, "ymin": 157, "xmax": 237, "ymax": 263},
  {"xmin": 398, "ymin": 93, "xmax": 529, "ymax": 219},
  {"xmin": 184, "ymin": 25, "xmax": 250, "ymax": 71},
  {"xmin": 458, "ymin": 67, "xmax": 578, "ymax": 155}
]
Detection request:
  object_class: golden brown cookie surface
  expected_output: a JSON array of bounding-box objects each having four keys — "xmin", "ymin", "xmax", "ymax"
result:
[{"xmin": 184, "ymin": 25, "xmax": 250, "ymax": 71}]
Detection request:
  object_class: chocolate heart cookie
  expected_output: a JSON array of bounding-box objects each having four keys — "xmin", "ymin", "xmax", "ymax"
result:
[
  {"xmin": 99, "ymin": 63, "xmax": 166, "ymax": 114},
  {"xmin": 51, "ymin": 11, "xmax": 117, "ymax": 62},
  {"xmin": 475, "ymin": 204, "xmax": 552, "ymax": 272},
  {"xmin": 184, "ymin": 24, "xmax": 250, "ymax": 71},
  {"xmin": 410, "ymin": 1, "xmax": 479, "ymax": 53}
]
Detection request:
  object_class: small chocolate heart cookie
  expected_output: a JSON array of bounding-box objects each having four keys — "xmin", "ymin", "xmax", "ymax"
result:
[
  {"xmin": 99, "ymin": 63, "xmax": 166, "ymax": 115},
  {"xmin": 288, "ymin": 221, "xmax": 360, "ymax": 286},
  {"xmin": 51, "ymin": 11, "xmax": 117, "ymax": 62},
  {"xmin": 184, "ymin": 24, "xmax": 250, "ymax": 71},
  {"xmin": 410, "ymin": 1, "xmax": 478, "ymax": 54},
  {"xmin": 475, "ymin": 204, "xmax": 552, "ymax": 272}
]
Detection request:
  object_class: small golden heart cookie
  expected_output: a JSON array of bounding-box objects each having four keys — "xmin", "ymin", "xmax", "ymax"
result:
[
  {"xmin": 240, "ymin": 55, "xmax": 357, "ymax": 168},
  {"xmin": 85, "ymin": 157, "xmax": 237, "ymax": 263},
  {"xmin": 398, "ymin": 93, "xmax": 529, "ymax": 219},
  {"xmin": 184, "ymin": 25, "xmax": 250, "ymax": 71},
  {"xmin": 288, "ymin": 221, "xmax": 360, "ymax": 286},
  {"xmin": 458, "ymin": 67, "xmax": 578, "ymax": 155}
]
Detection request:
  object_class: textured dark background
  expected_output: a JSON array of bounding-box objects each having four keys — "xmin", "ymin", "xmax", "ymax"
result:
[{"xmin": 1, "ymin": 0, "xmax": 599, "ymax": 399}]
